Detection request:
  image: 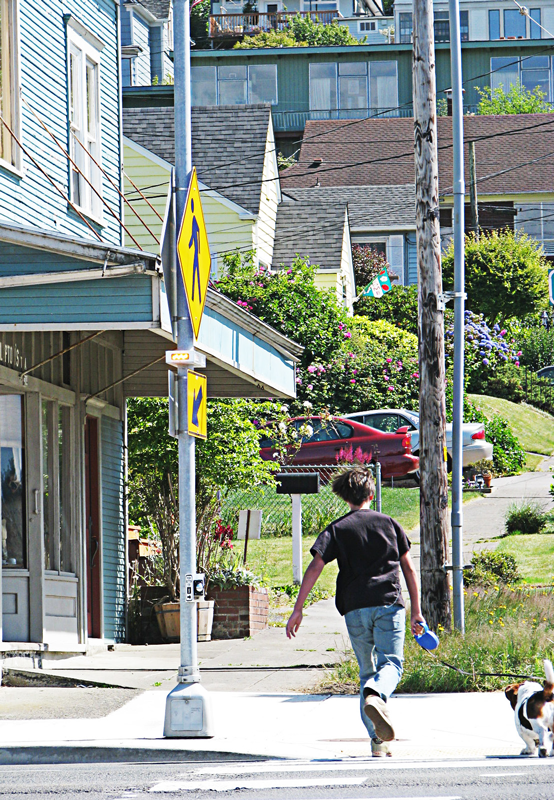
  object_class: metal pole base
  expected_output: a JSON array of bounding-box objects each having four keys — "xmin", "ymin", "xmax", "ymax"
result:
[{"xmin": 163, "ymin": 681, "xmax": 214, "ymax": 738}]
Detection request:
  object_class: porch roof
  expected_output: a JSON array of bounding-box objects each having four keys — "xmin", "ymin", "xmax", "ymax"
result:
[{"xmin": 0, "ymin": 224, "xmax": 300, "ymax": 399}]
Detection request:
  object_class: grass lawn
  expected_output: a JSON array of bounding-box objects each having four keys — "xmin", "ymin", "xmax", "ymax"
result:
[
  {"xmin": 525, "ymin": 452, "xmax": 545, "ymax": 471},
  {"xmin": 496, "ymin": 533, "xmax": 554, "ymax": 585},
  {"xmin": 468, "ymin": 394, "xmax": 554, "ymax": 456},
  {"xmin": 242, "ymin": 487, "xmax": 480, "ymax": 590}
]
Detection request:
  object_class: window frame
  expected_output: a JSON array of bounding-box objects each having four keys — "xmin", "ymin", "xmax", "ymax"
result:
[
  {"xmin": 191, "ymin": 64, "xmax": 278, "ymax": 107},
  {"xmin": 66, "ymin": 23, "xmax": 103, "ymax": 223},
  {"xmin": 0, "ymin": 0, "xmax": 21, "ymax": 174},
  {"xmin": 490, "ymin": 55, "xmax": 553, "ymax": 102},
  {"xmin": 42, "ymin": 398, "xmax": 75, "ymax": 576},
  {"xmin": 309, "ymin": 61, "xmax": 398, "ymax": 116}
]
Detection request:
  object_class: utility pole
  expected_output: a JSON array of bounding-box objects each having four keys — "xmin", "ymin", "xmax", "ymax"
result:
[
  {"xmin": 449, "ymin": 0, "xmax": 466, "ymax": 633},
  {"xmin": 412, "ymin": 0, "xmax": 451, "ymax": 631},
  {"xmin": 163, "ymin": 0, "xmax": 213, "ymax": 737},
  {"xmin": 468, "ymin": 141, "xmax": 478, "ymax": 238}
]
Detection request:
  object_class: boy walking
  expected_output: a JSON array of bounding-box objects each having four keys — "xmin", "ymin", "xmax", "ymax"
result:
[{"xmin": 286, "ymin": 466, "xmax": 424, "ymax": 757}]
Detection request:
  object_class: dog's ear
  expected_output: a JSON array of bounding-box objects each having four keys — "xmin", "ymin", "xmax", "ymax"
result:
[{"xmin": 505, "ymin": 683, "xmax": 522, "ymax": 709}]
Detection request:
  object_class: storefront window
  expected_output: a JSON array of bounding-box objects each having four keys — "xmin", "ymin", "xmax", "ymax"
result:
[
  {"xmin": 1, "ymin": 394, "xmax": 25, "ymax": 568},
  {"xmin": 43, "ymin": 400, "xmax": 53, "ymax": 570},
  {"xmin": 59, "ymin": 405, "xmax": 72, "ymax": 572},
  {"xmin": 43, "ymin": 400, "xmax": 74, "ymax": 573}
]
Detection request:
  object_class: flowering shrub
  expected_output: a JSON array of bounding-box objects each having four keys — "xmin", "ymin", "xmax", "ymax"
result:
[
  {"xmin": 298, "ymin": 318, "xmax": 419, "ymax": 414},
  {"xmin": 335, "ymin": 445, "xmax": 373, "ymax": 465},
  {"xmin": 196, "ymin": 518, "xmax": 240, "ymax": 588},
  {"xmin": 356, "ymin": 285, "xmax": 419, "ymax": 336},
  {"xmin": 445, "ymin": 310, "xmax": 521, "ymax": 394},
  {"xmin": 352, "ymin": 245, "xmax": 399, "ymax": 290}
]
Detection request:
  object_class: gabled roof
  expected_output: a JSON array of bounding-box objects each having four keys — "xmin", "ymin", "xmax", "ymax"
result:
[
  {"xmin": 136, "ymin": 0, "xmax": 171, "ymax": 20},
  {"xmin": 123, "ymin": 104, "xmax": 273, "ymax": 214},
  {"xmin": 281, "ymin": 114, "xmax": 554, "ymax": 196},
  {"xmin": 272, "ymin": 200, "xmax": 348, "ymax": 271},
  {"xmin": 283, "ymin": 185, "xmax": 415, "ymax": 230}
]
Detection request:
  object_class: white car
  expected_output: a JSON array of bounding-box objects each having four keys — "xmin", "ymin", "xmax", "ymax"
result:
[{"xmin": 344, "ymin": 408, "xmax": 493, "ymax": 468}]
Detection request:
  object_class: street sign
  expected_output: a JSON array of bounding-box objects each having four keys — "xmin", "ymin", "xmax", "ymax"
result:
[
  {"xmin": 361, "ymin": 268, "xmax": 392, "ymax": 299},
  {"xmin": 177, "ymin": 167, "xmax": 211, "ymax": 339},
  {"xmin": 187, "ymin": 370, "xmax": 207, "ymax": 439},
  {"xmin": 549, "ymin": 269, "xmax": 554, "ymax": 305}
]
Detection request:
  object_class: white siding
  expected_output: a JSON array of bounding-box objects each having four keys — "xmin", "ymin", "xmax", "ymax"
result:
[{"xmin": 255, "ymin": 121, "xmax": 280, "ymax": 269}]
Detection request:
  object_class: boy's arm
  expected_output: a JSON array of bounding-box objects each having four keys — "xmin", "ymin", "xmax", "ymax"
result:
[
  {"xmin": 286, "ymin": 554, "xmax": 325, "ymax": 639},
  {"xmin": 400, "ymin": 551, "xmax": 426, "ymax": 636}
]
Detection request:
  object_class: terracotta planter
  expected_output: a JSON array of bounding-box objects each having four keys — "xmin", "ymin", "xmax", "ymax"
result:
[
  {"xmin": 153, "ymin": 600, "xmax": 215, "ymax": 642},
  {"xmin": 207, "ymin": 585, "xmax": 269, "ymax": 640},
  {"xmin": 483, "ymin": 473, "xmax": 492, "ymax": 488}
]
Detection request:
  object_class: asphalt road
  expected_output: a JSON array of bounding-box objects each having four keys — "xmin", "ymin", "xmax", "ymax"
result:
[{"xmin": 2, "ymin": 757, "xmax": 554, "ymax": 800}]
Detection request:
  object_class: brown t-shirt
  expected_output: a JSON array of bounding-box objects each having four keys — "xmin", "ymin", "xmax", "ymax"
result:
[{"xmin": 310, "ymin": 508, "xmax": 411, "ymax": 616}]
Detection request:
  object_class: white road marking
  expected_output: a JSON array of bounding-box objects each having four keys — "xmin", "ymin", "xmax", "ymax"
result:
[
  {"xmin": 182, "ymin": 757, "xmax": 553, "ymax": 777},
  {"xmin": 150, "ymin": 777, "xmax": 366, "ymax": 792},
  {"xmin": 479, "ymin": 772, "xmax": 526, "ymax": 777}
]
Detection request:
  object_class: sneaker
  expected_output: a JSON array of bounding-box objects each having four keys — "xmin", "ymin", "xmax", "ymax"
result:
[
  {"xmin": 364, "ymin": 695, "xmax": 395, "ymax": 742},
  {"xmin": 371, "ymin": 737, "xmax": 391, "ymax": 758}
]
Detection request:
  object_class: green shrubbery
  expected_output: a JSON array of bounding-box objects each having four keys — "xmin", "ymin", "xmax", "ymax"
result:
[
  {"xmin": 463, "ymin": 399, "xmax": 526, "ymax": 475},
  {"xmin": 234, "ymin": 14, "xmax": 364, "ymax": 49},
  {"xmin": 464, "ymin": 550, "xmax": 520, "ymax": 587},
  {"xmin": 505, "ymin": 501, "xmax": 548, "ymax": 536},
  {"xmin": 356, "ymin": 284, "xmax": 419, "ymax": 336}
]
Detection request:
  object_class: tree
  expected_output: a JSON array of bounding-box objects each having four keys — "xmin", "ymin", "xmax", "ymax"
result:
[
  {"xmin": 214, "ymin": 251, "xmax": 349, "ymax": 368},
  {"xmin": 234, "ymin": 14, "xmax": 365, "ymax": 48},
  {"xmin": 351, "ymin": 245, "xmax": 399, "ymax": 291},
  {"xmin": 191, "ymin": 0, "xmax": 211, "ymax": 48},
  {"xmin": 442, "ymin": 229, "xmax": 549, "ymax": 322},
  {"xmin": 476, "ymin": 81, "xmax": 552, "ymax": 115},
  {"xmin": 127, "ymin": 398, "xmax": 277, "ymax": 598}
]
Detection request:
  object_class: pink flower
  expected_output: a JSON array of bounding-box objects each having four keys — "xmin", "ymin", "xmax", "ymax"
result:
[
  {"xmin": 352, "ymin": 369, "xmax": 358, "ymax": 375},
  {"xmin": 515, "ymin": 361, "xmax": 520, "ymax": 367},
  {"xmin": 387, "ymin": 386, "xmax": 395, "ymax": 391},
  {"xmin": 296, "ymin": 377, "xmax": 302, "ymax": 385},
  {"xmin": 343, "ymin": 332, "xmax": 352, "ymax": 339},
  {"xmin": 338, "ymin": 323, "xmax": 345, "ymax": 331},
  {"xmin": 412, "ymin": 372, "xmax": 419, "ymax": 379},
  {"xmin": 307, "ymin": 365, "xmax": 317, "ymax": 373},
  {"xmin": 350, "ymin": 379, "xmax": 356, "ymax": 384},
  {"xmin": 386, "ymin": 358, "xmax": 393, "ymax": 363},
  {"xmin": 307, "ymin": 384, "xmax": 313, "ymax": 391},
  {"xmin": 517, "ymin": 351, "xmax": 522, "ymax": 356},
  {"xmin": 500, "ymin": 329, "xmax": 507, "ymax": 336},
  {"xmin": 286, "ymin": 269, "xmax": 293, "ymax": 275}
]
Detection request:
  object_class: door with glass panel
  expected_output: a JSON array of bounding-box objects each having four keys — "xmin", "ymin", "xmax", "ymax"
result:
[{"xmin": 1, "ymin": 394, "xmax": 29, "ymax": 641}]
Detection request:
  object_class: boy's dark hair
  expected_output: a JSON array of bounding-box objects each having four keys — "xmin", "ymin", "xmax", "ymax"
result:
[{"xmin": 332, "ymin": 467, "xmax": 375, "ymax": 506}]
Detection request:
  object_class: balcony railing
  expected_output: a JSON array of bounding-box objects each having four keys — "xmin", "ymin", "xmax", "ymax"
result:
[
  {"xmin": 271, "ymin": 105, "xmax": 482, "ymax": 131},
  {"xmin": 209, "ymin": 10, "xmax": 341, "ymax": 39}
]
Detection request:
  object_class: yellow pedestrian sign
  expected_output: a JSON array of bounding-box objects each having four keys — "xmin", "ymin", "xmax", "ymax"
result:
[
  {"xmin": 177, "ymin": 167, "xmax": 211, "ymax": 339},
  {"xmin": 187, "ymin": 370, "xmax": 207, "ymax": 439}
]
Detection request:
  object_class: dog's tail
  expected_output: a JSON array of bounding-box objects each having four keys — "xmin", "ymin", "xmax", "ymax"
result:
[{"xmin": 544, "ymin": 659, "xmax": 554, "ymax": 699}]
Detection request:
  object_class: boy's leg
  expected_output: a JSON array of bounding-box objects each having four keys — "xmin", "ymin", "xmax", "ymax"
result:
[
  {"xmin": 366, "ymin": 603, "xmax": 405, "ymax": 700},
  {"xmin": 344, "ymin": 607, "xmax": 378, "ymax": 739}
]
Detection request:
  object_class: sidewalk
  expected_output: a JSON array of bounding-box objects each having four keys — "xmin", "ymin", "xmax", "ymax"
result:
[{"xmin": 0, "ymin": 473, "xmax": 551, "ymax": 765}]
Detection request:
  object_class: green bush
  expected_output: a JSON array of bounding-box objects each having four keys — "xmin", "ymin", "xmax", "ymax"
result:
[
  {"xmin": 505, "ymin": 501, "xmax": 548, "ymax": 535},
  {"xmin": 442, "ymin": 230, "xmax": 549, "ymax": 322},
  {"xmin": 517, "ymin": 322, "xmax": 554, "ymax": 371},
  {"xmin": 476, "ymin": 81, "xmax": 553, "ymax": 115},
  {"xmin": 464, "ymin": 550, "xmax": 520, "ymax": 587},
  {"xmin": 234, "ymin": 14, "xmax": 364, "ymax": 48},
  {"xmin": 356, "ymin": 284, "xmax": 419, "ymax": 336},
  {"xmin": 463, "ymin": 400, "xmax": 525, "ymax": 475}
]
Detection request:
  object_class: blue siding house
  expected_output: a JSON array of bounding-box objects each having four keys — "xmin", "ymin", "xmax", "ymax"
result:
[
  {"xmin": 120, "ymin": 0, "xmax": 174, "ymax": 87},
  {"xmin": 0, "ymin": 0, "xmax": 299, "ymax": 656}
]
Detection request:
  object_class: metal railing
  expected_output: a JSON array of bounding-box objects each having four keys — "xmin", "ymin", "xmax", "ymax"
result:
[
  {"xmin": 272, "ymin": 104, "xmax": 481, "ymax": 131},
  {"xmin": 220, "ymin": 463, "xmax": 380, "ymax": 539},
  {"xmin": 209, "ymin": 9, "xmax": 340, "ymax": 38}
]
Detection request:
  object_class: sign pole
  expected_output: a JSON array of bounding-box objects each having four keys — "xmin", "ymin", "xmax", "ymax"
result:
[{"xmin": 164, "ymin": 0, "xmax": 213, "ymax": 738}]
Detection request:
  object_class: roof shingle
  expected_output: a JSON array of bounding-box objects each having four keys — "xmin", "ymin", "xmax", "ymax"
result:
[
  {"xmin": 272, "ymin": 201, "xmax": 348, "ymax": 271},
  {"xmin": 283, "ymin": 184, "xmax": 416, "ymax": 229},
  {"xmin": 123, "ymin": 104, "xmax": 273, "ymax": 214},
  {"xmin": 281, "ymin": 114, "xmax": 554, "ymax": 196}
]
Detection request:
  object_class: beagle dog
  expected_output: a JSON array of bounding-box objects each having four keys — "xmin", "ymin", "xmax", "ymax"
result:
[{"xmin": 505, "ymin": 660, "xmax": 554, "ymax": 757}]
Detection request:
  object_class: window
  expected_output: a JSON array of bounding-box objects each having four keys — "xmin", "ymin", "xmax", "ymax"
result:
[
  {"xmin": 491, "ymin": 56, "xmax": 553, "ymax": 101},
  {"xmin": 398, "ymin": 12, "xmax": 412, "ymax": 43},
  {"xmin": 489, "ymin": 9, "xmax": 500, "ymax": 40},
  {"xmin": 191, "ymin": 64, "xmax": 277, "ymax": 107},
  {"xmin": 504, "ymin": 8, "xmax": 526, "ymax": 38},
  {"xmin": 42, "ymin": 400, "xmax": 74, "ymax": 573},
  {"xmin": 68, "ymin": 25, "xmax": 102, "ymax": 219},
  {"xmin": 0, "ymin": 0, "xmax": 19, "ymax": 167},
  {"xmin": 434, "ymin": 11, "xmax": 449, "ymax": 43},
  {"xmin": 460, "ymin": 10, "xmax": 469, "ymax": 41},
  {"xmin": 359, "ymin": 20, "xmax": 376, "ymax": 32},
  {"xmin": 530, "ymin": 8, "xmax": 541, "ymax": 39},
  {"xmin": 310, "ymin": 61, "xmax": 398, "ymax": 116},
  {"xmin": 1, "ymin": 395, "xmax": 25, "ymax": 569}
]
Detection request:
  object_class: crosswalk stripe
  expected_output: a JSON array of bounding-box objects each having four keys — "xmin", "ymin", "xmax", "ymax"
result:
[{"xmin": 149, "ymin": 777, "xmax": 366, "ymax": 792}]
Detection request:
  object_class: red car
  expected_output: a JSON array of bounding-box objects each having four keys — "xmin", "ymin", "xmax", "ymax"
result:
[{"xmin": 259, "ymin": 416, "xmax": 419, "ymax": 479}]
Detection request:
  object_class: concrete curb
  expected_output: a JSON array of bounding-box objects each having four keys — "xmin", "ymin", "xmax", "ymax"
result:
[{"xmin": 0, "ymin": 746, "xmax": 270, "ymax": 766}]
